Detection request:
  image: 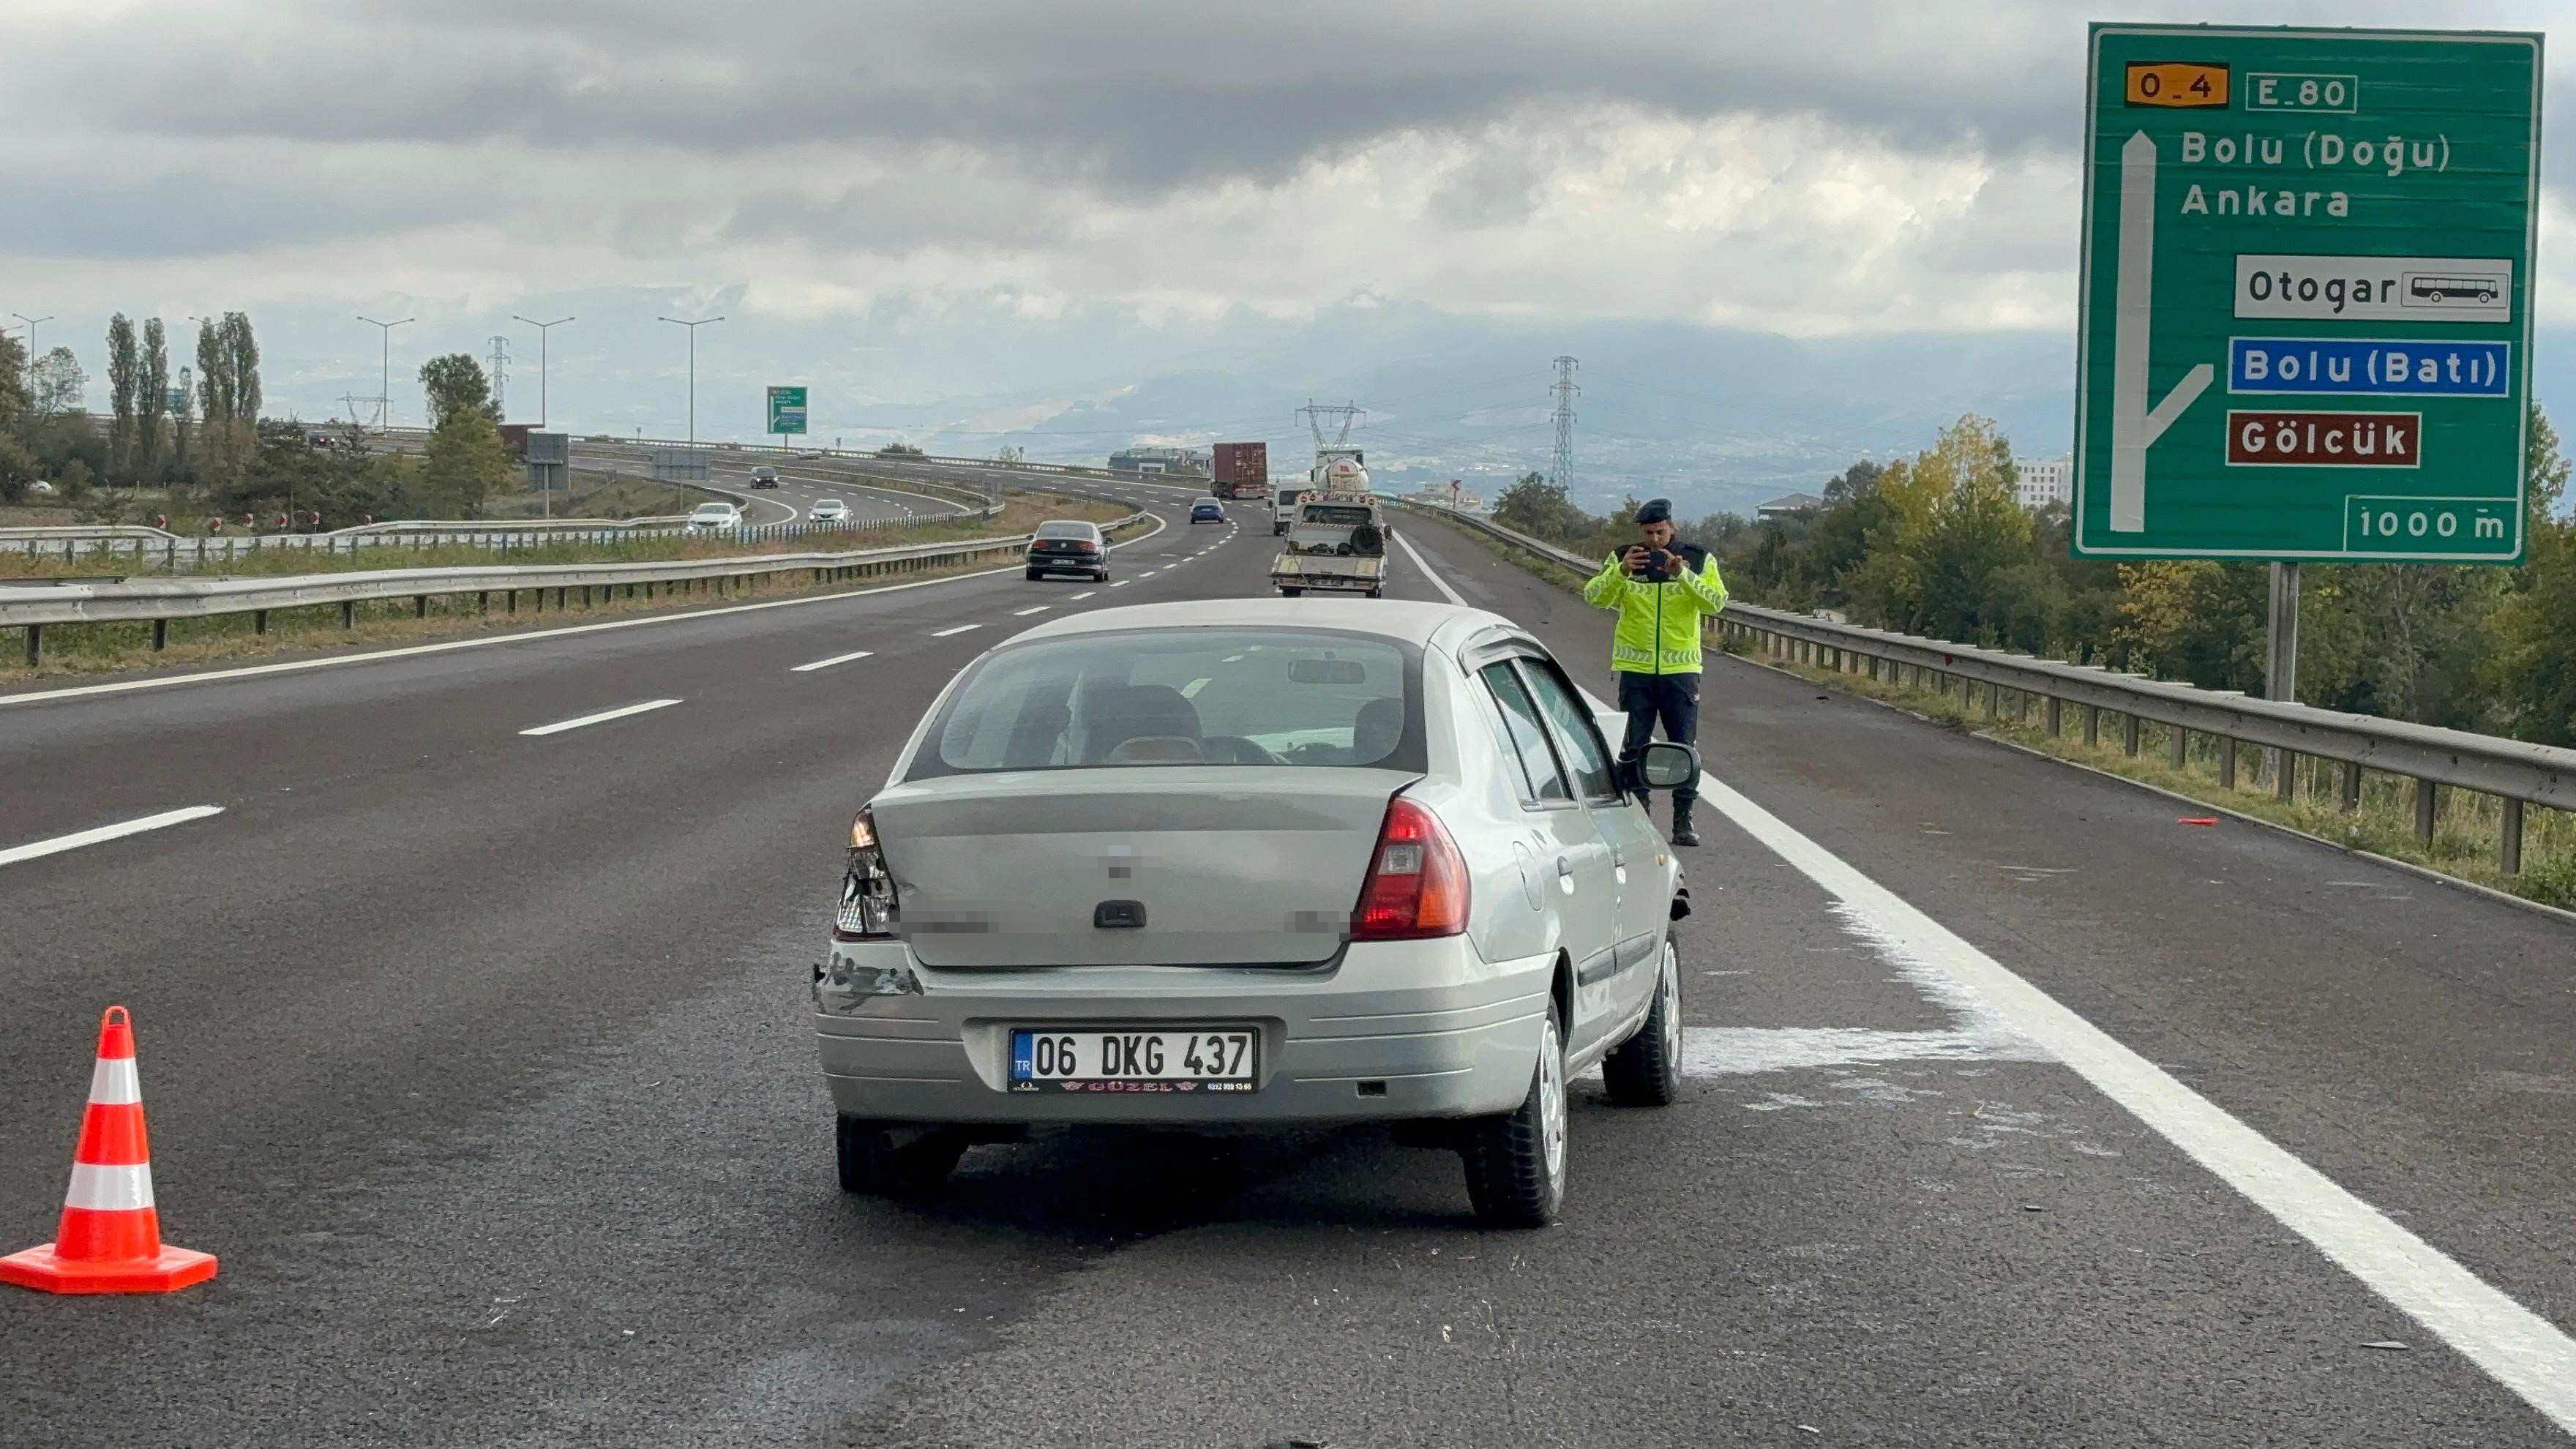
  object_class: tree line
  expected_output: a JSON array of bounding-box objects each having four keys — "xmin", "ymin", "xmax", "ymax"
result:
[
  {"xmin": 1491, "ymin": 410, "xmax": 2576, "ymax": 747},
  {"xmin": 1, "ymin": 314, "xmax": 520, "ymax": 526}
]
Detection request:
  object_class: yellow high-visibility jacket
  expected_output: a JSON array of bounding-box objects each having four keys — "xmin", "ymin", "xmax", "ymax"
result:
[{"xmin": 1582, "ymin": 542, "xmax": 1729, "ymax": 673}]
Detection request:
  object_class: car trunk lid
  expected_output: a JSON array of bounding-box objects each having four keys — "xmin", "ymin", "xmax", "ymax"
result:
[{"xmin": 871, "ymin": 768, "xmax": 1404, "ymax": 967}]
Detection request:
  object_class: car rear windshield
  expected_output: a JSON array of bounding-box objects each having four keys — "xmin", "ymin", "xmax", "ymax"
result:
[
  {"xmin": 1034, "ymin": 522, "xmax": 1098, "ymax": 539},
  {"xmin": 1300, "ymin": 505, "xmax": 1375, "ymax": 526},
  {"xmin": 913, "ymin": 628, "xmax": 1423, "ymax": 777}
]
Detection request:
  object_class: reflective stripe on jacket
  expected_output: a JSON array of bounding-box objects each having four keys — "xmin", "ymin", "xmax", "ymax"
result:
[{"xmin": 1582, "ymin": 542, "xmax": 1729, "ymax": 674}]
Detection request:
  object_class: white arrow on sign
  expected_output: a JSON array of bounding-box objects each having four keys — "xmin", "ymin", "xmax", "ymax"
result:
[{"xmin": 2109, "ymin": 131, "xmax": 2213, "ymax": 533}]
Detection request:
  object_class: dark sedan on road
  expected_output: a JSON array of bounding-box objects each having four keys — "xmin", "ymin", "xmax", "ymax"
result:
[
  {"xmin": 1191, "ymin": 501, "xmax": 1225, "ymax": 524},
  {"xmin": 1025, "ymin": 520, "xmax": 1109, "ymax": 582},
  {"xmin": 749, "ymin": 465, "xmax": 782, "ymax": 489}
]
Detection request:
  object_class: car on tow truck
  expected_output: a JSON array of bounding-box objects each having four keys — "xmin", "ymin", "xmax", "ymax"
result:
[
  {"xmin": 1271, "ymin": 492, "xmax": 1388, "ymax": 598},
  {"xmin": 812, "ymin": 599, "xmax": 1699, "ymax": 1227}
]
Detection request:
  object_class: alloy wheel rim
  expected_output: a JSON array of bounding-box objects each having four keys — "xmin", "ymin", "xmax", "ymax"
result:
[
  {"xmin": 1539, "ymin": 1019, "xmax": 1567, "ymax": 1183},
  {"xmin": 1658, "ymin": 943, "xmax": 1682, "ymax": 1065}
]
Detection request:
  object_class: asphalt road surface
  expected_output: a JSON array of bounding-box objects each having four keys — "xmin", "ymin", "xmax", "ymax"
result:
[
  {"xmin": 2, "ymin": 490, "xmax": 2571, "ymax": 1447},
  {"xmin": 567, "ymin": 445, "xmax": 983, "ymax": 528}
]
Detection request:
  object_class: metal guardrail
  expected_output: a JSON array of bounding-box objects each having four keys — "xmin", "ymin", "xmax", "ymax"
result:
[
  {"xmin": 6, "ymin": 506, "xmax": 1153, "ymax": 669},
  {"xmin": 1399, "ymin": 501, "xmax": 2576, "ymax": 877}
]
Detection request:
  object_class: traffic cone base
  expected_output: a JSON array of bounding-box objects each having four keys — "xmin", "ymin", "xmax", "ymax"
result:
[{"xmin": 0, "ymin": 1241, "xmax": 217, "ymax": 1295}]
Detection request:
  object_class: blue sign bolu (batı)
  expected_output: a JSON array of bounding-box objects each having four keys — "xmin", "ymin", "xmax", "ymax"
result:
[{"xmin": 2228, "ymin": 338, "xmax": 2509, "ymax": 397}]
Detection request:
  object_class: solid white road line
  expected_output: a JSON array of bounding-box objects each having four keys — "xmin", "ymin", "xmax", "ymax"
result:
[
  {"xmin": 0, "ymin": 806, "xmax": 225, "ymax": 869},
  {"xmin": 520, "ymin": 699, "xmax": 682, "ymax": 736},
  {"xmin": 930, "ymin": 624, "xmax": 981, "ymax": 637},
  {"xmin": 1688, "ymin": 763, "xmax": 2576, "ymax": 1431},
  {"xmin": 789, "ymin": 650, "xmax": 875, "ymax": 673},
  {"xmin": 1393, "ymin": 531, "xmax": 1467, "ymax": 606},
  {"xmin": 1012, "ymin": 606, "xmax": 1049, "ymax": 616}
]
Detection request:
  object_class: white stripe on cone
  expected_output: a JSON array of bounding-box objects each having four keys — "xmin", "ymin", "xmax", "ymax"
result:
[
  {"xmin": 65, "ymin": 1161, "xmax": 155, "ymax": 1212},
  {"xmin": 88, "ymin": 1055, "xmax": 140, "ymax": 1105}
]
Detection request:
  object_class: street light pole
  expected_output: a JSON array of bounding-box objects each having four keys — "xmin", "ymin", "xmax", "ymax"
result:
[
  {"xmin": 511, "ymin": 315, "xmax": 574, "ymax": 430},
  {"xmin": 12, "ymin": 313, "xmax": 53, "ymax": 398},
  {"xmin": 656, "ymin": 315, "xmax": 725, "ymax": 453},
  {"xmin": 356, "ymin": 315, "xmax": 414, "ymax": 433}
]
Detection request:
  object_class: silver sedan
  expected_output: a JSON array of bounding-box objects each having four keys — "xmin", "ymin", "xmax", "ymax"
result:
[{"xmin": 812, "ymin": 599, "xmax": 1699, "ymax": 1227}]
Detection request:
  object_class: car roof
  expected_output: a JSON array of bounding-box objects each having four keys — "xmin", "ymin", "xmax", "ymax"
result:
[{"xmin": 1013, "ymin": 599, "xmax": 1516, "ymax": 651}]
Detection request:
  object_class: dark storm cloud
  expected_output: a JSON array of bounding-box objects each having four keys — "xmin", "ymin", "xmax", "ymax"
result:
[{"xmin": 26, "ymin": 0, "xmax": 2084, "ymax": 188}]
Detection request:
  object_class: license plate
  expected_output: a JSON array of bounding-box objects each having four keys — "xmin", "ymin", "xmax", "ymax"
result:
[{"xmin": 1009, "ymin": 1027, "xmax": 1258, "ymax": 1094}]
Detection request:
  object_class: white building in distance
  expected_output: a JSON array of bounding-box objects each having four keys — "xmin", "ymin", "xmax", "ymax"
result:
[{"xmin": 2015, "ymin": 456, "xmax": 2073, "ymax": 511}]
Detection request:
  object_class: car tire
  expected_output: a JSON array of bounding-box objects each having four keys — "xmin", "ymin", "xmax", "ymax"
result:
[
  {"xmin": 1279, "ymin": 586, "xmax": 1303, "ymax": 597},
  {"xmin": 1602, "ymin": 935, "xmax": 1683, "ymax": 1107},
  {"xmin": 1025, "ymin": 569, "xmax": 1043, "ymax": 581},
  {"xmin": 836, "ymin": 1116, "xmax": 967, "ymax": 1196},
  {"xmin": 1460, "ymin": 1002, "xmax": 1568, "ymax": 1228}
]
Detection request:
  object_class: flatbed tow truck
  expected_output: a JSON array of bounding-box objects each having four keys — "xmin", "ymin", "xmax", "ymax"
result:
[{"xmin": 1270, "ymin": 458, "xmax": 1389, "ymax": 598}]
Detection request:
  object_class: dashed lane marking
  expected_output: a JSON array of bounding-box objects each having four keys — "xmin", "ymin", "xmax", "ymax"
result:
[
  {"xmin": 1, "ymin": 806, "xmax": 227, "ymax": 869},
  {"xmin": 789, "ymin": 650, "xmax": 875, "ymax": 673},
  {"xmin": 1069, "ymin": 591, "xmax": 1097, "ymax": 600},
  {"xmin": 520, "ymin": 699, "xmax": 683, "ymax": 737},
  {"xmin": 1012, "ymin": 606, "xmax": 1049, "ymax": 616},
  {"xmin": 930, "ymin": 624, "xmax": 981, "ymax": 637}
]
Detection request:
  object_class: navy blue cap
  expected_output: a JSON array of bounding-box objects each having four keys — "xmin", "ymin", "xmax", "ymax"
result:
[{"xmin": 1633, "ymin": 498, "xmax": 1673, "ymax": 525}]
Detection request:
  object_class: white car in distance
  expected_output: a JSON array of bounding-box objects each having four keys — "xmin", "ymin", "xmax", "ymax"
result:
[
  {"xmin": 809, "ymin": 498, "xmax": 852, "ymax": 525},
  {"xmin": 686, "ymin": 501, "xmax": 744, "ymax": 532}
]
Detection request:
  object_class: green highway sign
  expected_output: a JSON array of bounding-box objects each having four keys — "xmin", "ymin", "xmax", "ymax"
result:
[
  {"xmin": 2073, "ymin": 26, "xmax": 2541, "ymax": 563},
  {"xmin": 766, "ymin": 385, "xmax": 809, "ymax": 436}
]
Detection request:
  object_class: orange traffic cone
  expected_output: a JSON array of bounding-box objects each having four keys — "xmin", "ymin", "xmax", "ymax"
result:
[{"xmin": 0, "ymin": 1006, "xmax": 217, "ymax": 1295}]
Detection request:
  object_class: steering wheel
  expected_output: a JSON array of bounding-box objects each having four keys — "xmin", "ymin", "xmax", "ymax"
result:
[
  {"xmin": 1102, "ymin": 735, "xmax": 1206, "ymax": 765},
  {"xmin": 1202, "ymin": 735, "xmax": 1285, "ymax": 765}
]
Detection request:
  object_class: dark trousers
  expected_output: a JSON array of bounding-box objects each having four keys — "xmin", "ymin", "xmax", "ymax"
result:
[{"xmin": 1617, "ymin": 670, "xmax": 1700, "ymax": 805}]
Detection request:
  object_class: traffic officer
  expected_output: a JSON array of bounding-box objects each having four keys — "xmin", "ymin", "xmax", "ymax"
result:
[{"xmin": 1581, "ymin": 498, "xmax": 1728, "ymax": 846}]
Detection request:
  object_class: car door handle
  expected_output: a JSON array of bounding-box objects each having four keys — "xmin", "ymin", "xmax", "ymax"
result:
[{"xmin": 1557, "ymin": 857, "xmax": 1574, "ymax": 877}]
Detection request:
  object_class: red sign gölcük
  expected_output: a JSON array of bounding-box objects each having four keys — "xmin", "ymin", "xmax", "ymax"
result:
[{"xmin": 2224, "ymin": 411, "xmax": 2421, "ymax": 468}]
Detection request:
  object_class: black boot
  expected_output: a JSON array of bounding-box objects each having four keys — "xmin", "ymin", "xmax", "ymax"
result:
[{"xmin": 1671, "ymin": 796, "xmax": 1701, "ymax": 847}]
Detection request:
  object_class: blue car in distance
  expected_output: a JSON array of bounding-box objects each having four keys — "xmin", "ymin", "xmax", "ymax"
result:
[{"xmin": 1191, "ymin": 502, "xmax": 1225, "ymax": 524}]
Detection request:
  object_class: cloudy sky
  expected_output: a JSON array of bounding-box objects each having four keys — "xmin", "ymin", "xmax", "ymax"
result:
[{"xmin": 5, "ymin": 0, "xmax": 2571, "ymax": 488}]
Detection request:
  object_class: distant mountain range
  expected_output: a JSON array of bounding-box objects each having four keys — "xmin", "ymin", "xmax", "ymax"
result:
[
  {"xmin": 885, "ymin": 304, "xmax": 2086, "ymax": 519},
  {"xmin": 231, "ymin": 290, "xmax": 2570, "ymax": 523}
]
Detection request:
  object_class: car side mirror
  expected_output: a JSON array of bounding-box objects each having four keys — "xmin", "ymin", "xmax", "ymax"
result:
[{"xmin": 1636, "ymin": 741, "xmax": 1701, "ymax": 791}]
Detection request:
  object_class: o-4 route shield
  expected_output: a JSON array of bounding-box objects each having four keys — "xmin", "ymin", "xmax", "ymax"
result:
[{"xmin": 2073, "ymin": 25, "xmax": 2541, "ymax": 563}]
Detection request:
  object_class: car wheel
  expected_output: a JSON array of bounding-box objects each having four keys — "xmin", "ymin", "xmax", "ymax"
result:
[
  {"xmin": 1096, "ymin": 570, "xmax": 1110, "ymax": 582},
  {"xmin": 1279, "ymin": 586, "xmax": 1303, "ymax": 597},
  {"xmin": 1461, "ymin": 1002, "xmax": 1568, "ymax": 1228},
  {"xmin": 1025, "ymin": 569, "xmax": 1043, "ymax": 581},
  {"xmin": 836, "ymin": 1116, "xmax": 967, "ymax": 1196},
  {"xmin": 1603, "ymin": 935, "xmax": 1683, "ymax": 1107}
]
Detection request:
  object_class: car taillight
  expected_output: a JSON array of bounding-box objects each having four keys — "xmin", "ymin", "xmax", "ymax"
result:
[
  {"xmin": 1351, "ymin": 796, "xmax": 1469, "ymax": 940},
  {"xmin": 836, "ymin": 806, "xmax": 901, "ymax": 940}
]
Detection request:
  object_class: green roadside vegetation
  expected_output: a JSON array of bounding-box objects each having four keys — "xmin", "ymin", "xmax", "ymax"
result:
[
  {"xmin": 1, "ymin": 494, "xmax": 1136, "ymax": 682},
  {"xmin": 1409, "ymin": 503, "xmax": 2576, "ymax": 914}
]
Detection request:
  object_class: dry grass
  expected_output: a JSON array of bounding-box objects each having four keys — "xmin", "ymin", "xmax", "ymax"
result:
[
  {"xmin": 1, "ymin": 494, "xmax": 1138, "ymax": 683},
  {"xmin": 1753, "ymin": 645, "xmax": 2576, "ymax": 912}
]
